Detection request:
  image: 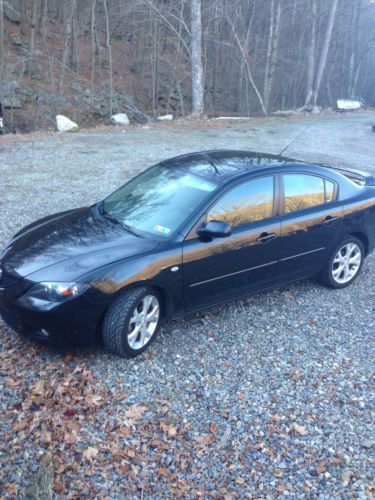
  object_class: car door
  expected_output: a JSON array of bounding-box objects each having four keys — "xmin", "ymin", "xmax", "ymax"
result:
[
  {"xmin": 182, "ymin": 175, "xmax": 281, "ymax": 310},
  {"xmin": 279, "ymin": 172, "xmax": 344, "ymax": 280}
]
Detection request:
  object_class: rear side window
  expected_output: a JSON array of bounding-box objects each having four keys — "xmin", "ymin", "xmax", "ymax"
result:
[
  {"xmin": 207, "ymin": 176, "xmax": 274, "ymax": 227},
  {"xmin": 283, "ymin": 174, "xmax": 335, "ymax": 214}
]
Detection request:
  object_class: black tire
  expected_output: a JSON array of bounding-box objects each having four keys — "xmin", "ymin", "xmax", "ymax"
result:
[
  {"xmin": 318, "ymin": 236, "xmax": 365, "ymax": 289},
  {"xmin": 102, "ymin": 287, "xmax": 161, "ymax": 358}
]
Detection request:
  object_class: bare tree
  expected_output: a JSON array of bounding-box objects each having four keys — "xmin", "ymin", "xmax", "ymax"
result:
[
  {"xmin": 28, "ymin": 0, "xmax": 38, "ymax": 78},
  {"xmin": 311, "ymin": 0, "xmax": 340, "ymax": 106},
  {"xmin": 348, "ymin": 1, "xmax": 362, "ymax": 97},
  {"xmin": 0, "ymin": 0, "xmax": 4, "ymax": 108},
  {"xmin": 103, "ymin": 0, "xmax": 113, "ymax": 117},
  {"xmin": 59, "ymin": 0, "xmax": 74, "ymax": 96},
  {"xmin": 263, "ymin": 0, "xmax": 282, "ymax": 113},
  {"xmin": 70, "ymin": 0, "xmax": 79, "ymax": 73},
  {"xmin": 304, "ymin": 0, "xmax": 317, "ymax": 107},
  {"xmin": 227, "ymin": 16, "xmax": 267, "ymax": 117},
  {"xmin": 90, "ymin": 0, "xmax": 97, "ymax": 108},
  {"xmin": 190, "ymin": 0, "xmax": 204, "ymax": 117}
]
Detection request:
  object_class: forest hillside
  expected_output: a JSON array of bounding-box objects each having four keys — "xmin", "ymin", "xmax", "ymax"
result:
[{"xmin": 0, "ymin": 0, "xmax": 375, "ymax": 132}]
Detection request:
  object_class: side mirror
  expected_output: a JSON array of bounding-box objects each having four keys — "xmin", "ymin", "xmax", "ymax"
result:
[{"xmin": 197, "ymin": 220, "xmax": 231, "ymax": 238}]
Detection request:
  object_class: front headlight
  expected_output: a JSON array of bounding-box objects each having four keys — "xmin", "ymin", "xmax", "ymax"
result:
[{"xmin": 24, "ymin": 282, "xmax": 89, "ymax": 303}]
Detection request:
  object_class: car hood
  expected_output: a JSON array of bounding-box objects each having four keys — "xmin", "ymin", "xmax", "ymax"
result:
[{"xmin": 1, "ymin": 206, "xmax": 159, "ymax": 281}]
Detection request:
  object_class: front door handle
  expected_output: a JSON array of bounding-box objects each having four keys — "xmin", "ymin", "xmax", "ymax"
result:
[
  {"xmin": 321, "ymin": 216, "xmax": 339, "ymax": 226},
  {"xmin": 257, "ymin": 232, "xmax": 277, "ymax": 243}
]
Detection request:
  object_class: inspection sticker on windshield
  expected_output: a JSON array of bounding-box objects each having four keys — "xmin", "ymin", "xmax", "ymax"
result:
[{"xmin": 154, "ymin": 224, "xmax": 171, "ymax": 236}]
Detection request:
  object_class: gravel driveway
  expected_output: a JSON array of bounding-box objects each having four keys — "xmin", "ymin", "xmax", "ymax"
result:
[{"xmin": 0, "ymin": 113, "xmax": 374, "ymax": 497}]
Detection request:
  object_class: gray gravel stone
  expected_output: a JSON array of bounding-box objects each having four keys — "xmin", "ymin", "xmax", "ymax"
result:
[{"xmin": 0, "ymin": 114, "xmax": 374, "ymax": 497}]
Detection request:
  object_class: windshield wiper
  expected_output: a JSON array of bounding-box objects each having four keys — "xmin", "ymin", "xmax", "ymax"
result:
[
  {"xmin": 99, "ymin": 202, "xmax": 142, "ymax": 238},
  {"xmin": 120, "ymin": 222, "xmax": 143, "ymax": 238}
]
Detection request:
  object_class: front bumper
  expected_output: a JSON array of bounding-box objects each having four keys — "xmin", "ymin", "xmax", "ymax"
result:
[{"xmin": 0, "ymin": 281, "xmax": 105, "ymax": 346}]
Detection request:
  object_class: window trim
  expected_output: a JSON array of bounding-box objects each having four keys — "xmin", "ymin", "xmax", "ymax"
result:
[{"xmin": 279, "ymin": 172, "xmax": 339, "ymax": 216}]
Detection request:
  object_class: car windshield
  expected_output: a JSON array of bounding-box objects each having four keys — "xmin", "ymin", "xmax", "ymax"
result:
[{"xmin": 102, "ymin": 164, "xmax": 218, "ymax": 237}]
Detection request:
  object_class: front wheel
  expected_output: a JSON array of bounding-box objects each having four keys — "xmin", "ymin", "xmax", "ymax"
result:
[
  {"xmin": 102, "ymin": 287, "xmax": 161, "ymax": 358},
  {"xmin": 318, "ymin": 237, "xmax": 365, "ymax": 289}
]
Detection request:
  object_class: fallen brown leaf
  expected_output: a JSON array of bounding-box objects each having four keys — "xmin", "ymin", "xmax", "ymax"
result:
[
  {"xmin": 124, "ymin": 404, "xmax": 148, "ymax": 420},
  {"xmin": 83, "ymin": 446, "xmax": 99, "ymax": 460},
  {"xmin": 31, "ymin": 379, "xmax": 45, "ymax": 396},
  {"xmin": 5, "ymin": 484, "xmax": 19, "ymax": 494},
  {"xmin": 12, "ymin": 420, "xmax": 28, "ymax": 432},
  {"xmin": 160, "ymin": 421, "xmax": 177, "ymax": 437},
  {"xmin": 64, "ymin": 431, "xmax": 78, "ymax": 445},
  {"xmin": 5, "ymin": 378, "xmax": 23, "ymax": 388},
  {"xmin": 291, "ymin": 423, "xmax": 308, "ymax": 436},
  {"xmin": 209, "ymin": 422, "xmax": 218, "ymax": 433},
  {"xmin": 194, "ymin": 434, "xmax": 213, "ymax": 445},
  {"xmin": 54, "ymin": 479, "xmax": 65, "ymax": 493},
  {"xmin": 159, "ymin": 468, "xmax": 169, "ymax": 478}
]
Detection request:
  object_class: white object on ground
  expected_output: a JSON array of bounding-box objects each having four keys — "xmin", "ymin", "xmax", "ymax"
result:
[
  {"xmin": 157, "ymin": 114, "xmax": 173, "ymax": 121},
  {"xmin": 110, "ymin": 113, "xmax": 130, "ymax": 126},
  {"xmin": 56, "ymin": 115, "xmax": 79, "ymax": 132},
  {"xmin": 212, "ymin": 116, "xmax": 250, "ymax": 120},
  {"xmin": 336, "ymin": 99, "xmax": 363, "ymax": 111}
]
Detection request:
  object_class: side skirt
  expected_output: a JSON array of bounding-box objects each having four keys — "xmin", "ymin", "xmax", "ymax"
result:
[{"xmin": 170, "ymin": 273, "xmax": 318, "ymax": 320}]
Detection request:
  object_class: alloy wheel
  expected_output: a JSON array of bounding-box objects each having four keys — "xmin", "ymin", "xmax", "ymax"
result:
[
  {"xmin": 127, "ymin": 294, "xmax": 160, "ymax": 349},
  {"xmin": 331, "ymin": 242, "xmax": 362, "ymax": 284}
]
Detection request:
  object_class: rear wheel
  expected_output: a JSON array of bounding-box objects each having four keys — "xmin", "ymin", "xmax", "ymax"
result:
[
  {"xmin": 318, "ymin": 237, "xmax": 364, "ymax": 289},
  {"xmin": 103, "ymin": 287, "xmax": 161, "ymax": 358}
]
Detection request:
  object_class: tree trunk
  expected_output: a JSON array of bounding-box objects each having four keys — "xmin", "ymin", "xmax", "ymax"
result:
[
  {"xmin": 59, "ymin": 0, "xmax": 74, "ymax": 96},
  {"xmin": 150, "ymin": 9, "xmax": 159, "ymax": 116},
  {"xmin": 263, "ymin": 0, "xmax": 275, "ymax": 112},
  {"xmin": 263, "ymin": 0, "xmax": 281, "ymax": 113},
  {"xmin": 312, "ymin": 0, "xmax": 340, "ymax": 106},
  {"xmin": 90, "ymin": 0, "xmax": 96, "ymax": 108},
  {"xmin": 70, "ymin": 0, "xmax": 78, "ymax": 73},
  {"xmin": 237, "ymin": 2, "xmax": 256, "ymax": 114},
  {"xmin": 228, "ymin": 18, "xmax": 267, "ymax": 117},
  {"xmin": 20, "ymin": 0, "xmax": 29, "ymax": 37},
  {"xmin": 28, "ymin": 0, "xmax": 38, "ymax": 78},
  {"xmin": 0, "ymin": 0, "xmax": 4, "ymax": 111},
  {"xmin": 304, "ymin": 0, "xmax": 317, "ymax": 107},
  {"xmin": 190, "ymin": 0, "xmax": 204, "ymax": 117},
  {"xmin": 103, "ymin": 0, "xmax": 113, "ymax": 117},
  {"xmin": 37, "ymin": 0, "xmax": 46, "ymax": 35},
  {"xmin": 348, "ymin": 0, "xmax": 361, "ymax": 98}
]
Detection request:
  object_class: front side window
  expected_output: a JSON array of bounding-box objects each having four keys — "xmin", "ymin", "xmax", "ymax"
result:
[
  {"xmin": 207, "ymin": 176, "xmax": 274, "ymax": 227},
  {"xmin": 103, "ymin": 165, "xmax": 218, "ymax": 237},
  {"xmin": 283, "ymin": 174, "xmax": 335, "ymax": 214}
]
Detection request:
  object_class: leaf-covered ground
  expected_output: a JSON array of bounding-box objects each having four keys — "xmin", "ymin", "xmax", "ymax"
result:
[
  {"xmin": 1, "ymin": 272, "xmax": 374, "ymax": 499},
  {"xmin": 1, "ymin": 333, "xmax": 225, "ymax": 498},
  {"xmin": 1, "ymin": 115, "xmax": 374, "ymax": 498}
]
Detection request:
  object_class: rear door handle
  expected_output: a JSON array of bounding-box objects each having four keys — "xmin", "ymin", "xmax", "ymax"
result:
[
  {"xmin": 321, "ymin": 216, "xmax": 339, "ymax": 226},
  {"xmin": 257, "ymin": 232, "xmax": 277, "ymax": 243}
]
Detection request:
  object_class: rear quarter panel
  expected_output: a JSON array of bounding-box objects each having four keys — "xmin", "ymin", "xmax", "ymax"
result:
[{"xmin": 342, "ymin": 187, "xmax": 375, "ymax": 254}]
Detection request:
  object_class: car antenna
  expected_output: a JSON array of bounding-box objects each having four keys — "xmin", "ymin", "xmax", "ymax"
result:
[{"xmin": 279, "ymin": 124, "xmax": 312, "ymax": 156}]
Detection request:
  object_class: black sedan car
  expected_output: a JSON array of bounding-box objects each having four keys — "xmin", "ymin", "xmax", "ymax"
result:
[{"xmin": 1, "ymin": 151, "xmax": 375, "ymax": 357}]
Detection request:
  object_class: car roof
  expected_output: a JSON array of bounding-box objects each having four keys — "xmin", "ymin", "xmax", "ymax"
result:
[{"xmin": 159, "ymin": 149, "xmax": 309, "ymax": 182}]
